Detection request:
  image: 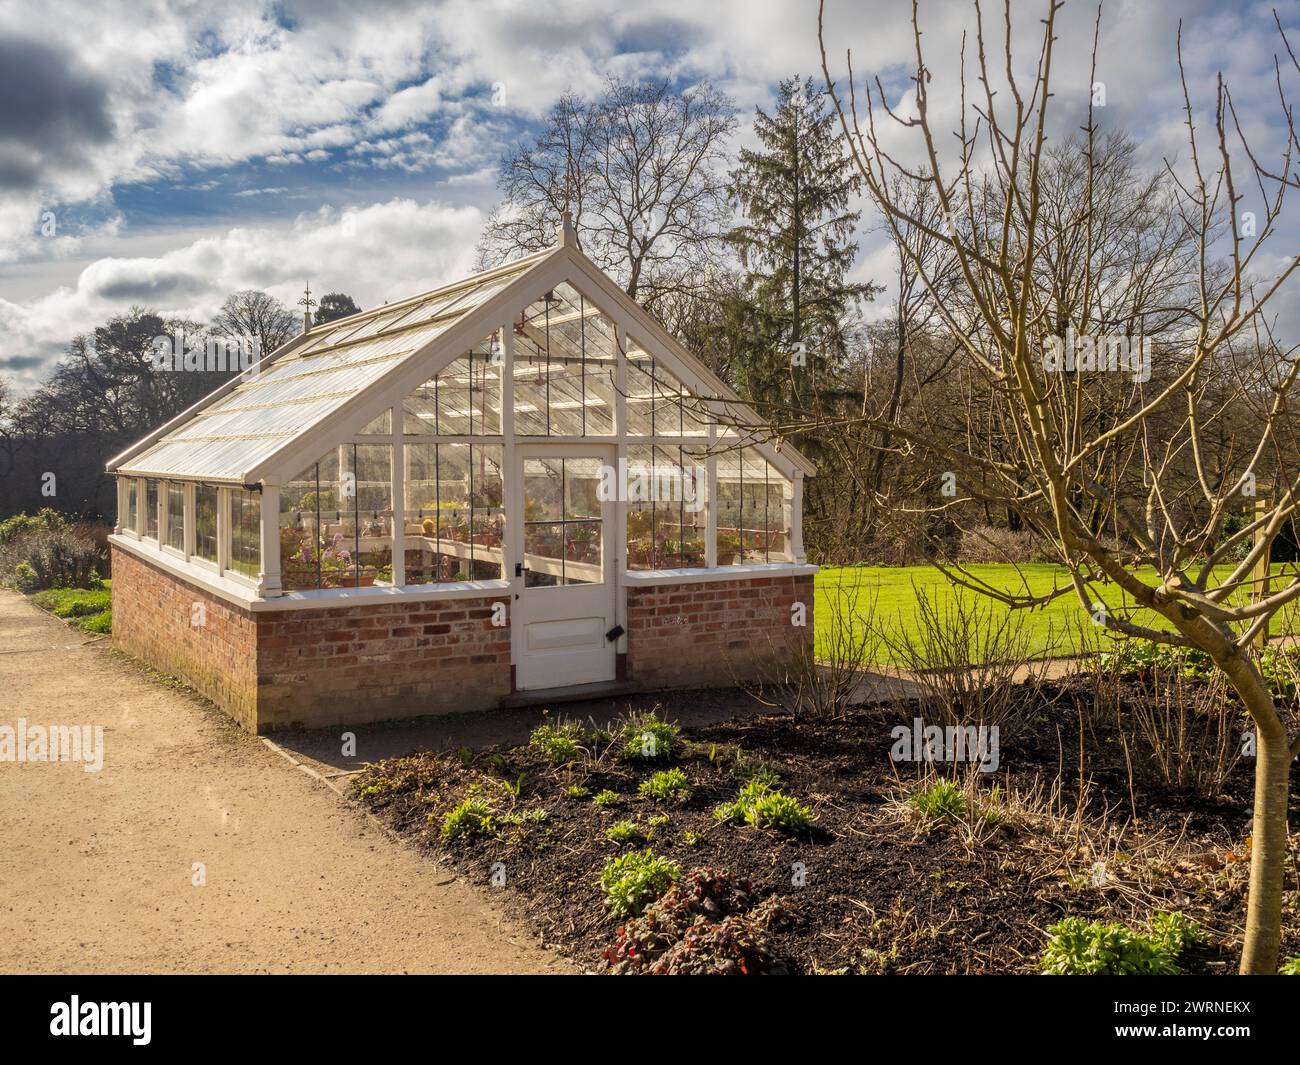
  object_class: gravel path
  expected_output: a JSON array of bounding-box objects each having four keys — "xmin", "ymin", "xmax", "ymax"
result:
[{"xmin": 0, "ymin": 590, "xmax": 570, "ymax": 974}]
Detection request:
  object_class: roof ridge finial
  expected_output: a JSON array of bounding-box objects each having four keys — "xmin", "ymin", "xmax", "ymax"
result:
[
  {"xmin": 559, "ymin": 209, "xmax": 575, "ymax": 248},
  {"xmin": 299, "ymin": 280, "xmax": 316, "ymax": 332}
]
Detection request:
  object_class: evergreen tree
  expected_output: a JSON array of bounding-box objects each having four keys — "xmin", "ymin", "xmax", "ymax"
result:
[
  {"xmin": 728, "ymin": 75, "xmax": 875, "ymax": 406},
  {"xmin": 314, "ymin": 292, "xmax": 362, "ymax": 326}
]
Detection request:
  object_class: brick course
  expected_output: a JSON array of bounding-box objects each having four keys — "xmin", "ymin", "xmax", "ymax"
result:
[
  {"xmin": 111, "ymin": 546, "xmax": 510, "ymax": 733},
  {"xmin": 112, "ymin": 545, "xmax": 811, "ymax": 732},
  {"xmin": 625, "ymin": 574, "xmax": 814, "ymax": 690}
]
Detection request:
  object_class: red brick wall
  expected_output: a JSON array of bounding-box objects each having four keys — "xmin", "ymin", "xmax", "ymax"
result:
[
  {"xmin": 111, "ymin": 547, "xmax": 260, "ymax": 730},
  {"xmin": 625, "ymin": 574, "xmax": 814, "ymax": 690},
  {"xmin": 112, "ymin": 545, "xmax": 511, "ymax": 733},
  {"xmin": 253, "ymin": 596, "xmax": 511, "ymax": 731}
]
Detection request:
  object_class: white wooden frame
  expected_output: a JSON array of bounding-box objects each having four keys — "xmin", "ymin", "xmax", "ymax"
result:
[{"xmin": 110, "ymin": 243, "xmax": 812, "ymax": 607}]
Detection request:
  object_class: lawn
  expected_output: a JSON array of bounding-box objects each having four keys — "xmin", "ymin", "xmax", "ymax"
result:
[
  {"xmin": 30, "ymin": 583, "xmax": 112, "ymax": 634},
  {"xmin": 815, "ymin": 563, "xmax": 1300, "ymax": 663}
]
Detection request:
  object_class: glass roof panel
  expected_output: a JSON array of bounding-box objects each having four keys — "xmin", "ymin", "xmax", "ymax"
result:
[{"xmin": 115, "ymin": 255, "xmax": 544, "ymax": 480}]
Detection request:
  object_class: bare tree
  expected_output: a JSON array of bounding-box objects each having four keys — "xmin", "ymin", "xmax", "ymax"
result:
[
  {"xmin": 213, "ymin": 290, "xmax": 298, "ymax": 356},
  {"xmin": 477, "ymin": 78, "xmax": 738, "ymax": 316},
  {"xmin": 820, "ymin": 0, "xmax": 1300, "ymax": 973}
]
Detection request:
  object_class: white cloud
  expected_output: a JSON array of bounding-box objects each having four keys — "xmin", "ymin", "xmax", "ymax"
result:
[
  {"xmin": 5, "ymin": 0, "xmax": 1300, "ymax": 384},
  {"xmin": 0, "ymin": 198, "xmax": 485, "ymax": 386}
]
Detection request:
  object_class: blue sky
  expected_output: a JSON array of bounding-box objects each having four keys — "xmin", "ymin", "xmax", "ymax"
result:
[{"xmin": 2, "ymin": 0, "xmax": 1299, "ymax": 387}]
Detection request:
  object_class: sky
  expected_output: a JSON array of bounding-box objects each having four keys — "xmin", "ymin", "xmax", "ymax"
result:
[{"xmin": 2, "ymin": 0, "xmax": 1299, "ymax": 389}]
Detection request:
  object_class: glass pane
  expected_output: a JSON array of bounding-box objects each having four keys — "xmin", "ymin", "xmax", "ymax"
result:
[
  {"xmin": 125, "ymin": 479, "xmax": 139, "ymax": 532},
  {"xmin": 523, "ymin": 456, "xmax": 603, "ymax": 585},
  {"xmin": 563, "ymin": 519, "xmax": 602, "ymax": 584},
  {"xmin": 626, "ymin": 338, "xmax": 707, "ymax": 437},
  {"xmin": 716, "ymin": 446, "xmax": 790, "ymax": 564},
  {"xmin": 715, "ymin": 450, "xmax": 744, "ymax": 564},
  {"xmin": 350, "ymin": 444, "xmax": 393, "ymax": 585},
  {"xmin": 524, "ymin": 458, "xmax": 562, "ymax": 521},
  {"xmin": 524, "ymin": 521, "xmax": 564, "ymax": 587},
  {"xmin": 194, "ymin": 485, "xmax": 218, "ymax": 562},
  {"xmin": 229, "ymin": 489, "xmax": 261, "ymax": 578},
  {"xmin": 166, "ymin": 483, "xmax": 185, "ymax": 552},
  {"xmin": 144, "ymin": 480, "xmax": 159, "ymax": 540},
  {"xmin": 278, "ymin": 449, "xmax": 340, "ymax": 590},
  {"xmin": 404, "ymin": 338, "xmax": 501, "ymax": 436},
  {"xmin": 625, "ymin": 445, "xmax": 706, "ymax": 570},
  {"xmin": 403, "ymin": 443, "xmax": 503, "ymax": 584},
  {"xmin": 564, "ymin": 458, "xmax": 602, "ymax": 520},
  {"xmin": 359, "ymin": 410, "xmax": 391, "ymax": 434},
  {"xmin": 513, "ymin": 283, "xmax": 616, "ymax": 436}
]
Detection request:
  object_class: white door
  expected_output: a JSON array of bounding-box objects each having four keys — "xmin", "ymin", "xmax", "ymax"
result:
[{"xmin": 514, "ymin": 445, "xmax": 617, "ymax": 690}]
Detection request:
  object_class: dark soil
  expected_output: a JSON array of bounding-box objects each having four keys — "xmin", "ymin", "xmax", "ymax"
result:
[{"xmin": 352, "ymin": 675, "xmax": 1300, "ymax": 974}]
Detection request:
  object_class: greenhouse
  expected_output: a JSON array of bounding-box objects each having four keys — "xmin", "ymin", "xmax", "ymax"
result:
[{"xmin": 106, "ymin": 219, "xmax": 816, "ymax": 732}]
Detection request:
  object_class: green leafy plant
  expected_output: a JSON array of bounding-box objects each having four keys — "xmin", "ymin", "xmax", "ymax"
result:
[
  {"xmin": 735, "ymin": 760, "xmax": 781, "ymax": 789},
  {"xmin": 598, "ymin": 848, "xmax": 680, "ymax": 918},
  {"xmin": 908, "ymin": 779, "xmax": 967, "ymax": 824},
  {"xmin": 638, "ymin": 767, "xmax": 692, "ymax": 803},
  {"xmin": 1040, "ymin": 913, "xmax": 1202, "ymax": 975},
  {"xmin": 605, "ymin": 819, "xmax": 643, "ymax": 844},
  {"xmin": 1280, "ymin": 956, "xmax": 1300, "ymax": 975},
  {"xmin": 499, "ymin": 807, "xmax": 548, "ymax": 826},
  {"xmin": 440, "ymin": 798, "xmax": 495, "ymax": 842},
  {"xmin": 593, "ymin": 789, "xmax": 622, "ymax": 807},
  {"xmin": 529, "ymin": 720, "xmax": 589, "ymax": 764},
  {"xmin": 617, "ymin": 711, "xmax": 680, "ymax": 762},
  {"xmin": 564, "ymin": 784, "xmax": 590, "ymax": 800},
  {"xmin": 714, "ymin": 780, "xmax": 813, "ymax": 833}
]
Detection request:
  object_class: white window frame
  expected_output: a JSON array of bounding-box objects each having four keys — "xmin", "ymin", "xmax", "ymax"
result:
[{"xmin": 111, "ymin": 266, "xmax": 810, "ymax": 605}]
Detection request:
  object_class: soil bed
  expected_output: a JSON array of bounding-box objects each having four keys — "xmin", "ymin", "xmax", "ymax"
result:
[{"xmin": 353, "ymin": 674, "xmax": 1300, "ymax": 974}]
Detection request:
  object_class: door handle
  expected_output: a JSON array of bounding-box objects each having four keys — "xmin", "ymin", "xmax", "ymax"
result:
[{"xmin": 515, "ymin": 562, "xmax": 526, "ymax": 577}]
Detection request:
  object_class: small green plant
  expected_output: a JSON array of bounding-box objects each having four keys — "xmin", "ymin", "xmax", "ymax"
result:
[
  {"xmin": 735, "ymin": 759, "xmax": 781, "ymax": 789},
  {"xmin": 749, "ymin": 789, "xmax": 814, "ymax": 832},
  {"xmin": 499, "ymin": 807, "xmax": 548, "ymax": 826},
  {"xmin": 605, "ymin": 819, "xmax": 643, "ymax": 844},
  {"xmin": 440, "ymin": 798, "xmax": 495, "ymax": 842},
  {"xmin": 1040, "ymin": 912, "xmax": 1202, "ymax": 975},
  {"xmin": 617, "ymin": 711, "xmax": 680, "ymax": 762},
  {"xmin": 1280, "ymin": 956, "xmax": 1300, "ymax": 975},
  {"xmin": 714, "ymin": 780, "xmax": 813, "ymax": 833},
  {"xmin": 908, "ymin": 779, "xmax": 967, "ymax": 824},
  {"xmin": 593, "ymin": 789, "xmax": 622, "ymax": 807},
  {"xmin": 638, "ymin": 767, "xmax": 692, "ymax": 803},
  {"xmin": 564, "ymin": 784, "xmax": 590, "ymax": 800},
  {"xmin": 683, "ymin": 830, "xmax": 703, "ymax": 848},
  {"xmin": 598, "ymin": 848, "xmax": 681, "ymax": 918},
  {"xmin": 1147, "ymin": 911, "xmax": 1202, "ymax": 956},
  {"xmin": 529, "ymin": 720, "xmax": 588, "ymax": 764}
]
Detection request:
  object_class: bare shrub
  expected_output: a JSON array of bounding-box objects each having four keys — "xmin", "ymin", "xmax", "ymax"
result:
[
  {"xmin": 737, "ymin": 582, "xmax": 879, "ymax": 720},
  {"xmin": 879, "ymin": 585, "xmax": 1055, "ymax": 738},
  {"xmin": 1126, "ymin": 671, "xmax": 1244, "ymax": 796},
  {"xmin": 955, "ymin": 525, "xmax": 1044, "ymax": 565}
]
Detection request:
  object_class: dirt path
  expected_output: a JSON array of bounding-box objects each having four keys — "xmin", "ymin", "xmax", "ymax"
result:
[{"xmin": 0, "ymin": 591, "xmax": 570, "ymax": 974}]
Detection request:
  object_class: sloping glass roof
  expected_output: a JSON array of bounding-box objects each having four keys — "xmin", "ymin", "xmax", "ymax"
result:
[{"xmin": 111, "ymin": 252, "xmax": 550, "ymax": 482}]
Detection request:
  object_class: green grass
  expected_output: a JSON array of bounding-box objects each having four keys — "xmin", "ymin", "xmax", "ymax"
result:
[
  {"xmin": 816, "ymin": 563, "xmax": 1300, "ymax": 663},
  {"xmin": 29, "ymin": 583, "xmax": 112, "ymax": 634}
]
